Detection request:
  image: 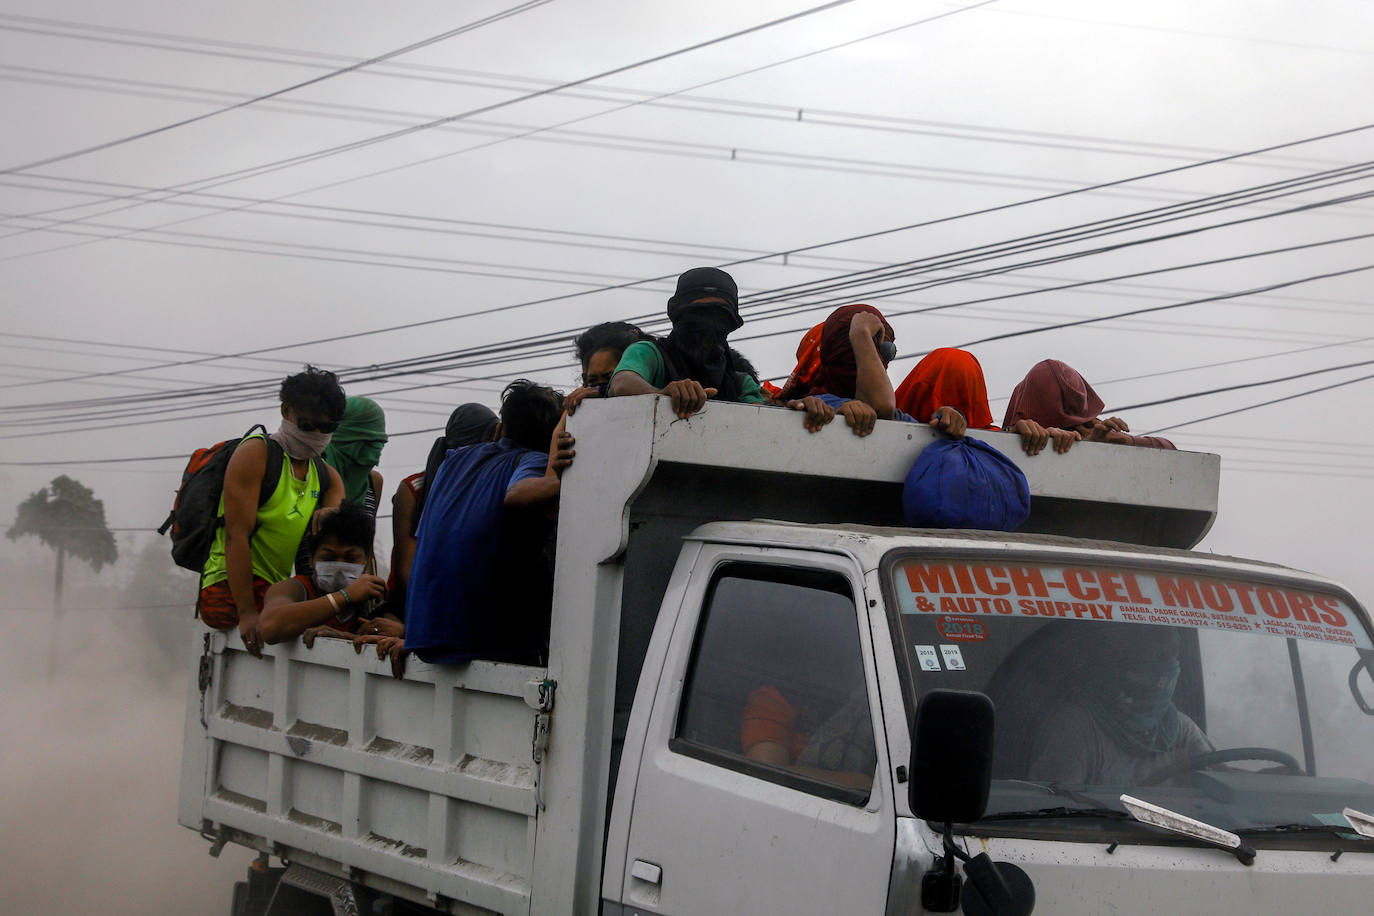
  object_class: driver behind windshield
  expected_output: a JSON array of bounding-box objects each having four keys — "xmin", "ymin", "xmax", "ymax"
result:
[{"xmin": 1028, "ymin": 625, "xmax": 1214, "ymax": 786}]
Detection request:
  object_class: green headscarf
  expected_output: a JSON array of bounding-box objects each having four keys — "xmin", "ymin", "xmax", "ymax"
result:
[{"xmin": 323, "ymin": 396, "xmax": 388, "ymax": 506}]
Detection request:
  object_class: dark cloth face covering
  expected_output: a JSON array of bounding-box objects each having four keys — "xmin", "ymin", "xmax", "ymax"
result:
[
  {"xmin": 659, "ymin": 307, "xmax": 744, "ymax": 401},
  {"xmin": 413, "ymin": 403, "xmax": 500, "ymax": 535}
]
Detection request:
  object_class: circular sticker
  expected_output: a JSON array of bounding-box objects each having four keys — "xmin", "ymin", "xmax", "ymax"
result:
[{"xmin": 936, "ymin": 615, "xmax": 988, "ymax": 642}]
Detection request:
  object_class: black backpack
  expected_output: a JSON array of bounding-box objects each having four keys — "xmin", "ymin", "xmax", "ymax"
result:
[{"xmin": 158, "ymin": 424, "xmax": 330, "ymax": 572}]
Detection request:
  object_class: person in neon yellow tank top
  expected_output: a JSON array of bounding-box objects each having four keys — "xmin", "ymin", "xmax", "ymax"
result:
[{"xmin": 198, "ymin": 367, "xmax": 346, "ymax": 656}]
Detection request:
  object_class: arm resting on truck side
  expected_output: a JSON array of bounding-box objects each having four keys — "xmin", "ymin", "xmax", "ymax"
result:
[{"xmin": 505, "ymin": 419, "xmax": 575, "ymax": 509}]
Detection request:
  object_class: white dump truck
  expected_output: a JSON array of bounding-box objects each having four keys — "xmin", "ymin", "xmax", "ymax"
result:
[{"xmin": 179, "ymin": 396, "xmax": 1374, "ymax": 915}]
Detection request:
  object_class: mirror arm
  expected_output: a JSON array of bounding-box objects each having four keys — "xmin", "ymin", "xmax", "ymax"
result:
[{"xmin": 1350, "ymin": 657, "xmax": 1374, "ymax": 715}]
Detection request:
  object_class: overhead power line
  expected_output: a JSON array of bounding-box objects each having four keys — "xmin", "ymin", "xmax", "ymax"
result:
[
  {"xmin": 1147, "ymin": 372, "xmax": 1374, "ymax": 436},
  {"xmin": 940, "ymin": 261, "xmax": 1374, "ymax": 358},
  {"xmin": 1106, "ymin": 358, "xmax": 1374, "ymax": 412},
  {"xmin": 0, "ymin": 11, "xmax": 1339, "ymax": 170},
  {"xmin": 1, "ymin": 0, "xmax": 869, "ymax": 240},
  {"xmin": 0, "ymin": 0, "xmax": 554, "ymax": 174},
  {"xmin": 5, "ymin": 122, "xmax": 1369, "ymax": 400},
  {"xmin": 4, "ymin": 183, "xmax": 1371, "ymax": 426}
]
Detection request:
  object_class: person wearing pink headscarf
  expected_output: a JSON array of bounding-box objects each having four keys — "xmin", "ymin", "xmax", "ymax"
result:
[{"xmin": 1003, "ymin": 360, "xmax": 1175, "ymax": 450}]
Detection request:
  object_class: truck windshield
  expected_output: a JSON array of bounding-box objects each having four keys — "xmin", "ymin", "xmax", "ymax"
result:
[{"xmin": 887, "ymin": 553, "xmax": 1374, "ymax": 845}]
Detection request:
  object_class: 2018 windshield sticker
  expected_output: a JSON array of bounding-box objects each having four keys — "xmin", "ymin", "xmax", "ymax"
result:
[
  {"xmin": 895, "ymin": 560, "xmax": 1371, "ymax": 649},
  {"xmin": 937, "ymin": 614, "xmax": 988, "ymax": 642}
]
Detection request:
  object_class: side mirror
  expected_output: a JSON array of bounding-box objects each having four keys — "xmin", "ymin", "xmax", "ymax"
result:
[
  {"xmin": 911, "ymin": 690, "xmax": 1033, "ymax": 916},
  {"xmin": 909, "ymin": 689, "xmax": 995, "ymax": 823}
]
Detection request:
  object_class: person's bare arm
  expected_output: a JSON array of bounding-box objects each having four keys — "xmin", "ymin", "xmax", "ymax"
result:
[
  {"xmin": 609, "ymin": 370, "xmax": 717, "ymax": 420},
  {"xmin": 369, "ymin": 468, "xmax": 384, "ymax": 500},
  {"xmin": 390, "ymin": 481, "xmax": 418, "ymax": 590},
  {"xmin": 222, "ymin": 438, "xmax": 268, "ymax": 656},
  {"xmin": 321, "ymin": 464, "xmax": 344, "ymax": 509},
  {"xmin": 607, "ymin": 369, "xmax": 658, "ymax": 397},
  {"xmin": 505, "ymin": 416, "xmax": 576, "ymax": 508},
  {"xmin": 849, "ymin": 312, "xmax": 898, "ymax": 420},
  {"xmin": 260, "ymin": 574, "xmax": 387, "ymax": 644}
]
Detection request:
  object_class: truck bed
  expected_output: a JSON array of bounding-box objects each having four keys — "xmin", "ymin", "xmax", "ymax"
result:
[{"xmin": 179, "ymin": 631, "xmax": 549, "ymax": 914}]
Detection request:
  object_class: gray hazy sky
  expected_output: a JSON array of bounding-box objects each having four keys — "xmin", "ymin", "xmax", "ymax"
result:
[
  {"xmin": 1, "ymin": 0, "xmax": 1372, "ymax": 595},
  {"xmin": 2, "ymin": 3, "xmax": 1373, "ymax": 910}
]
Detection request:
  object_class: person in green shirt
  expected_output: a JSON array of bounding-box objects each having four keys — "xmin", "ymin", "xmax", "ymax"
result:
[
  {"xmin": 608, "ymin": 266, "xmax": 834, "ymax": 430},
  {"xmin": 198, "ymin": 366, "xmax": 346, "ymax": 656}
]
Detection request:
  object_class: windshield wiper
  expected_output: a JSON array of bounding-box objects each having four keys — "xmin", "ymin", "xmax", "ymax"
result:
[
  {"xmin": 1121, "ymin": 794, "xmax": 1256, "ymax": 866},
  {"xmin": 1235, "ymin": 823, "xmax": 1366, "ymax": 839},
  {"xmin": 981, "ymin": 805, "xmax": 1129, "ymax": 822},
  {"xmin": 1345, "ymin": 808, "xmax": 1374, "ymax": 839}
]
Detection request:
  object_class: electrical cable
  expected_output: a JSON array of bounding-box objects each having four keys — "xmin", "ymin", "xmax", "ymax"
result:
[
  {"xmin": 1105, "ymin": 359, "xmax": 1374, "ymax": 412},
  {"xmin": 4, "ymin": 119, "xmax": 1370, "ymax": 395},
  {"xmin": 1145, "ymin": 371, "xmax": 1374, "ymax": 436},
  {"xmin": 0, "ymin": 12, "xmax": 1343, "ymax": 171},
  {"xmin": 0, "ymin": 1, "xmax": 554, "ymax": 174},
  {"xmin": 1, "ymin": 0, "xmax": 869, "ymax": 237}
]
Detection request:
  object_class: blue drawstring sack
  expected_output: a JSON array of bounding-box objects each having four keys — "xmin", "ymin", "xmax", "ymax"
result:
[{"xmin": 902, "ymin": 437, "xmax": 1031, "ymax": 531}]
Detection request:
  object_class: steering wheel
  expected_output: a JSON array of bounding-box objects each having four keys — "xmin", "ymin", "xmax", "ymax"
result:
[
  {"xmin": 1141, "ymin": 746, "xmax": 1303, "ymax": 785},
  {"xmin": 1187, "ymin": 747, "xmax": 1302, "ymax": 771}
]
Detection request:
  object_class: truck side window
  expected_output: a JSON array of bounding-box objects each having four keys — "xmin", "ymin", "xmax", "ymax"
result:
[{"xmin": 671, "ymin": 564, "xmax": 876, "ymax": 805}]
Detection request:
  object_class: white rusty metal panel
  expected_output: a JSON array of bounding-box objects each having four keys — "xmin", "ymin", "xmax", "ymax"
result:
[
  {"xmin": 180, "ymin": 632, "xmax": 545, "ymax": 914},
  {"xmin": 537, "ymin": 396, "xmax": 1223, "ymax": 915}
]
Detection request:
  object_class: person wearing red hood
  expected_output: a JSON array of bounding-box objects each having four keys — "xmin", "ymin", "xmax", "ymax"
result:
[
  {"xmin": 1004, "ymin": 360, "xmax": 1176, "ymax": 450},
  {"xmin": 778, "ymin": 304, "xmax": 966, "ymax": 438},
  {"xmin": 896, "ymin": 348, "xmax": 1076, "ymax": 456}
]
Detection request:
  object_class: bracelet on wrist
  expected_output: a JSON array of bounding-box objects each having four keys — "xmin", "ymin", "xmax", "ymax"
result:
[{"xmin": 326, "ymin": 592, "xmax": 341, "ymax": 614}]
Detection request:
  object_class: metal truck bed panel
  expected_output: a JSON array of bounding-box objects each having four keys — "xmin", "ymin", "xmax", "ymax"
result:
[{"xmin": 180, "ymin": 631, "xmax": 546, "ymax": 914}]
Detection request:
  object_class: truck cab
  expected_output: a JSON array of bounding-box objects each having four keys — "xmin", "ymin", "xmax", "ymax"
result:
[{"xmin": 180, "ymin": 397, "xmax": 1374, "ymax": 915}]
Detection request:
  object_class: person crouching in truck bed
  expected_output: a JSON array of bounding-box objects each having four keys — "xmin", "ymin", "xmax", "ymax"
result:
[
  {"xmin": 258, "ymin": 502, "xmax": 388, "ymax": 645},
  {"xmin": 199, "ymin": 366, "xmax": 346, "ymax": 656},
  {"xmin": 608, "ymin": 266, "xmax": 834, "ymax": 431},
  {"xmin": 403, "ymin": 379, "xmax": 575, "ymax": 667}
]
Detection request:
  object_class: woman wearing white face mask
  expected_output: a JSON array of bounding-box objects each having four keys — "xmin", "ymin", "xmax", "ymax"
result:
[{"xmin": 259, "ymin": 502, "xmax": 389, "ymax": 646}]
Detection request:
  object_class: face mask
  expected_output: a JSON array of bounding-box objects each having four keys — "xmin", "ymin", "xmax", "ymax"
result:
[
  {"xmin": 314, "ymin": 560, "xmax": 364, "ymax": 593},
  {"xmin": 877, "ymin": 339, "xmax": 898, "ymax": 364},
  {"xmin": 273, "ymin": 419, "xmax": 333, "ymax": 459},
  {"xmin": 1110, "ymin": 660, "xmax": 1180, "ymax": 734},
  {"xmin": 675, "ymin": 308, "xmax": 736, "ymax": 340}
]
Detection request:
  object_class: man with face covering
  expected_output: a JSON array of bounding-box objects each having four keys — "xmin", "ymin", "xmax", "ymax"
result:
[
  {"xmin": 197, "ymin": 366, "xmax": 346, "ymax": 656},
  {"xmin": 1027, "ymin": 624, "xmax": 1213, "ymax": 786},
  {"xmin": 609, "ymin": 267, "xmax": 834, "ymax": 430},
  {"xmin": 258, "ymin": 502, "xmax": 387, "ymax": 645}
]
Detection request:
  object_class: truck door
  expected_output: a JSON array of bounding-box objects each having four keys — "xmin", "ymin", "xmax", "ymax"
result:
[{"xmin": 612, "ymin": 548, "xmax": 895, "ymax": 915}]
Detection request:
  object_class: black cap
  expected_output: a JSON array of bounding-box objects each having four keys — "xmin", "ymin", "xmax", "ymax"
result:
[{"xmin": 667, "ymin": 266, "xmax": 742, "ymax": 329}]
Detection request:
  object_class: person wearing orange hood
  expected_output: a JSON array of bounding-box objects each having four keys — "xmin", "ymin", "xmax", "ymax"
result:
[
  {"xmin": 1003, "ymin": 359, "xmax": 1176, "ymax": 450},
  {"xmin": 764, "ymin": 322, "xmax": 824, "ymax": 401},
  {"xmin": 895, "ymin": 348, "xmax": 1075, "ymax": 456},
  {"xmin": 778, "ymin": 305, "xmax": 967, "ymax": 438}
]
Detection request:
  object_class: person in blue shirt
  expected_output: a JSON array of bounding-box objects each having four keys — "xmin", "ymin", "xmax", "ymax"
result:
[{"xmin": 403, "ymin": 379, "xmax": 574, "ymax": 667}]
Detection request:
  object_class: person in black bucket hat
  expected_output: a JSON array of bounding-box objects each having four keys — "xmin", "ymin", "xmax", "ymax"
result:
[{"xmin": 609, "ymin": 267, "xmax": 835, "ymax": 430}]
